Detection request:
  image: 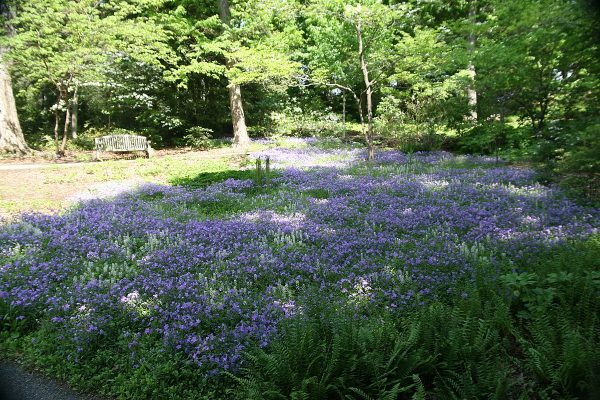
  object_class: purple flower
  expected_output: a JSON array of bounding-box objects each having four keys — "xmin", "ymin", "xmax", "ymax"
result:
[{"xmin": 0, "ymin": 146, "xmax": 597, "ymax": 375}]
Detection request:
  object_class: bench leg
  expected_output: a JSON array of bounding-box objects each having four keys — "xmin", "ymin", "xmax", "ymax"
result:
[{"xmin": 94, "ymin": 150, "xmax": 102, "ymax": 161}]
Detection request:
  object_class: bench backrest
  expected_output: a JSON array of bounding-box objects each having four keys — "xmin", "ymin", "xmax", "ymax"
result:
[{"xmin": 95, "ymin": 135, "xmax": 149, "ymax": 152}]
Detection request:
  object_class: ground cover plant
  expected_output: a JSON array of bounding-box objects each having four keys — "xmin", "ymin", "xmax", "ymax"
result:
[{"xmin": 1, "ymin": 141, "xmax": 599, "ymax": 399}]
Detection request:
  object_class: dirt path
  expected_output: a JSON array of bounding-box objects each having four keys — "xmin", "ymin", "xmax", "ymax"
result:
[
  {"xmin": 0, "ymin": 162, "xmax": 86, "ymax": 171},
  {"xmin": 0, "ymin": 168, "xmax": 81, "ymax": 216}
]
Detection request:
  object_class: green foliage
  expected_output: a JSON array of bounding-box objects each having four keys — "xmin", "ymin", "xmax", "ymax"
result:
[
  {"xmin": 182, "ymin": 126, "xmax": 214, "ymax": 150},
  {"xmin": 457, "ymin": 121, "xmax": 533, "ymax": 156},
  {"xmin": 169, "ymin": 0, "xmax": 302, "ymax": 89},
  {"xmin": 8, "ymin": 0, "xmax": 175, "ymax": 152},
  {"xmin": 304, "ymin": 0, "xmax": 402, "ymax": 151},
  {"xmin": 475, "ymin": 0, "xmax": 599, "ymax": 137},
  {"xmin": 375, "ymin": 94, "xmax": 449, "ymax": 151},
  {"xmin": 231, "ymin": 296, "xmax": 516, "ymax": 399},
  {"xmin": 2, "ymin": 323, "xmax": 226, "ymax": 400},
  {"xmin": 226, "ymin": 0, "xmax": 303, "ymax": 88},
  {"xmin": 556, "ymin": 124, "xmax": 600, "ymax": 175},
  {"xmin": 171, "ymin": 169, "xmax": 255, "ymax": 189},
  {"xmin": 230, "ymin": 235, "xmax": 600, "ymax": 399},
  {"xmin": 4, "ymin": 0, "xmax": 598, "ymax": 179},
  {"xmin": 268, "ymin": 105, "xmax": 345, "ymax": 139},
  {"xmin": 378, "ymin": 27, "xmax": 468, "ymax": 150},
  {"xmin": 554, "ymin": 123, "xmax": 600, "ymax": 199},
  {"xmin": 503, "ymin": 237, "xmax": 600, "ymax": 398},
  {"xmin": 229, "ymin": 303, "xmax": 425, "ymax": 400}
]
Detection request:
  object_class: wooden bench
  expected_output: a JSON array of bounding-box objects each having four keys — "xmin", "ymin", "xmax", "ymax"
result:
[{"xmin": 94, "ymin": 135, "xmax": 153, "ymax": 160}]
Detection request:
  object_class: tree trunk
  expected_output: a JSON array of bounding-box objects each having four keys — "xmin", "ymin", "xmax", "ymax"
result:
[
  {"xmin": 61, "ymin": 92, "xmax": 71, "ymax": 155},
  {"xmin": 0, "ymin": 60, "xmax": 29, "ymax": 154},
  {"xmin": 0, "ymin": 3, "xmax": 30, "ymax": 154},
  {"xmin": 357, "ymin": 17, "xmax": 375, "ymax": 161},
  {"xmin": 71, "ymin": 86, "xmax": 78, "ymax": 139},
  {"xmin": 228, "ymin": 84, "xmax": 250, "ymax": 148},
  {"xmin": 342, "ymin": 93, "xmax": 346, "ymax": 140},
  {"xmin": 467, "ymin": 0, "xmax": 478, "ymax": 122},
  {"xmin": 356, "ymin": 96, "xmax": 366, "ymax": 142},
  {"xmin": 54, "ymin": 95, "xmax": 60, "ymax": 155},
  {"xmin": 217, "ymin": 0, "xmax": 250, "ymax": 149},
  {"xmin": 217, "ymin": 0, "xmax": 232, "ymax": 24}
]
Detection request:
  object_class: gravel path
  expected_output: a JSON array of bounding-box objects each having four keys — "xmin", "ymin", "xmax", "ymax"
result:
[
  {"xmin": 67, "ymin": 180, "xmax": 146, "ymax": 202},
  {"xmin": 0, "ymin": 162, "xmax": 85, "ymax": 171},
  {"xmin": 0, "ymin": 361, "xmax": 105, "ymax": 400}
]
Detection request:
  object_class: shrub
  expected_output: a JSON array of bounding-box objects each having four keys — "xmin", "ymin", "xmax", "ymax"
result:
[
  {"xmin": 552, "ymin": 124, "xmax": 600, "ymax": 201},
  {"xmin": 268, "ymin": 106, "xmax": 347, "ymax": 139},
  {"xmin": 182, "ymin": 126, "xmax": 214, "ymax": 150},
  {"xmin": 375, "ymin": 95, "xmax": 453, "ymax": 152}
]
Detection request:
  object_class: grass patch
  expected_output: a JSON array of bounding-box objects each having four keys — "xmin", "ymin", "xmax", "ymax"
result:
[
  {"xmin": 171, "ymin": 169, "xmax": 256, "ymax": 189},
  {"xmin": 302, "ymin": 188, "xmax": 330, "ymax": 199},
  {"xmin": 138, "ymin": 192, "xmax": 165, "ymax": 202},
  {"xmin": 185, "ymin": 198, "xmax": 244, "ymax": 219}
]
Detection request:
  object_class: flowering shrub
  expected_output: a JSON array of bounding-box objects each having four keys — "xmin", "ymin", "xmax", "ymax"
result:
[{"xmin": 1, "ymin": 145, "xmax": 598, "ymax": 387}]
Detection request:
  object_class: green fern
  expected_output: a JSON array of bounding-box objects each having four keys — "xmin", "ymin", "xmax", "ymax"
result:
[
  {"xmin": 411, "ymin": 375, "xmax": 426, "ymax": 400},
  {"xmin": 231, "ymin": 304, "xmax": 426, "ymax": 399},
  {"xmin": 228, "ymin": 236, "xmax": 600, "ymax": 400}
]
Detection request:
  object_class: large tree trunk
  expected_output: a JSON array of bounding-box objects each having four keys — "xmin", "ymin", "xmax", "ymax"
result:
[
  {"xmin": 217, "ymin": 0, "xmax": 250, "ymax": 149},
  {"xmin": 467, "ymin": 0, "xmax": 478, "ymax": 122},
  {"xmin": 0, "ymin": 3, "xmax": 30, "ymax": 154},
  {"xmin": 357, "ymin": 17, "xmax": 375, "ymax": 161},
  {"xmin": 0, "ymin": 60, "xmax": 29, "ymax": 154},
  {"xmin": 228, "ymin": 84, "xmax": 250, "ymax": 148}
]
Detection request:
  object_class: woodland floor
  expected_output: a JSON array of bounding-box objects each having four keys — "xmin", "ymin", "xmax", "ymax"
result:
[{"xmin": 0, "ymin": 148, "xmax": 251, "ymax": 219}]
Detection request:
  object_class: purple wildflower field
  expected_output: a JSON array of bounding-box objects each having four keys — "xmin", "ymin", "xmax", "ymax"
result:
[{"xmin": 1, "ymin": 144, "xmax": 599, "ymax": 375}]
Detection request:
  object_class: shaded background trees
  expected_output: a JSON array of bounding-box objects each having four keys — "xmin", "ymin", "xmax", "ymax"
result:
[{"xmin": 1, "ymin": 0, "xmax": 598, "ymax": 185}]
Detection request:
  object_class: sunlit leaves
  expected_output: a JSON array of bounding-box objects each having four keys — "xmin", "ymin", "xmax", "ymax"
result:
[
  {"xmin": 9, "ymin": 0, "xmax": 174, "ymax": 90},
  {"xmin": 169, "ymin": 0, "xmax": 302, "ymax": 89}
]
